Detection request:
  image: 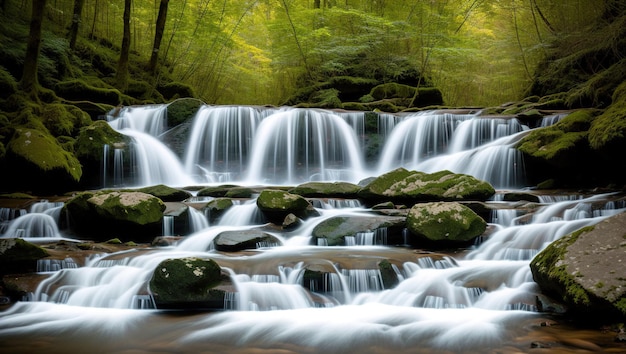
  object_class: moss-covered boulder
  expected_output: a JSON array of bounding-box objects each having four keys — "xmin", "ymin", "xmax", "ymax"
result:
[
  {"xmin": 4, "ymin": 127, "xmax": 82, "ymax": 193},
  {"xmin": 204, "ymin": 198, "xmax": 234, "ymax": 223},
  {"xmin": 213, "ymin": 229, "xmax": 282, "ymax": 252},
  {"xmin": 256, "ymin": 189, "xmax": 312, "ymax": 224},
  {"xmin": 0, "ymin": 238, "xmax": 49, "ymax": 275},
  {"xmin": 289, "ymin": 181, "xmax": 361, "ymax": 198},
  {"xmin": 358, "ymin": 168, "xmax": 495, "ymax": 204},
  {"xmin": 74, "ymin": 120, "xmax": 131, "ymax": 188},
  {"xmin": 530, "ymin": 211, "xmax": 626, "ymax": 322},
  {"xmin": 63, "ymin": 191, "xmax": 165, "ymax": 241},
  {"xmin": 405, "ymin": 202, "xmax": 486, "ymax": 247},
  {"xmin": 40, "ymin": 103, "xmax": 92, "ymax": 137},
  {"xmin": 516, "ymin": 108, "xmax": 626, "ymax": 187},
  {"xmin": 197, "ymin": 185, "xmax": 241, "ymax": 197},
  {"xmin": 311, "ymin": 215, "xmax": 406, "ymax": 246},
  {"xmin": 149, "ymin": 257, "xmax": 226, "ymax": 310},
  {"xmin": 137, "ymin": 184, "xmax": 192, "ymax": 202}
]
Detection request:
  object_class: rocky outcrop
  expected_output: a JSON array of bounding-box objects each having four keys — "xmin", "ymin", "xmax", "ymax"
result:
[
  {"xmin": 63, "ymin": 191, "xmax": 165, "ymax": 242},
  {"xmin": 357, "ymin": 168, "xmax": 495, "ymax": 205},
  {"xmin": 149, "ymin": 257, "xmax": 226, "ymax": 310},
  {"xmin": 405, "ymin": 202, "xmax": 487, "ymax": 247},
  {"xmin": 213, "ymin": 229, "xmax": 282, "ymax": 251},
  {"xmin": 311, "ymin": 215, "xmax": 406, "ymax": 246},
  {"xmin": 530, "ymin": 211, "xmax": 626, "ymax": 322}
]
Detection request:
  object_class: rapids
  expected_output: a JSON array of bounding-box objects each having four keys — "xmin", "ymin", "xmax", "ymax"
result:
[{"xmin": 1, "ymin": 106, "xmax": 625, "ymax": 353}]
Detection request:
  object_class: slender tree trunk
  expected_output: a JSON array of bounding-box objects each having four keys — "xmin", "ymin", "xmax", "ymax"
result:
[
  {"xmin": 68, "ymin": 0, "xmax": 85, "ymax": 50},
  {"xmin": 280, "ymin": 0, "xmax": 313, "ymax": 81},
  {"xmin": 115, "ymin": 0, "xmax": 131, "ymax": 91},
  {"xmin": 148, "ymin": 0, "xmax": 169, "ymax": 73},
  {"xmin": 20, "ymin": 0, "xmax": 47, "ymax": 95}
]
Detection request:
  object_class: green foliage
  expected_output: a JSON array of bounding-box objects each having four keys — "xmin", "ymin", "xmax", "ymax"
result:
[{"xmin": 588, "ymin": 81, "xmax": 626, "ymax": 150}]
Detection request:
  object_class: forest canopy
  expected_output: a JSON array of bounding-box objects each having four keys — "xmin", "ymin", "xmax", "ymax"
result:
[{"xmin": 0, "ymin": 0, "xmax": 613, "ymax": 107}]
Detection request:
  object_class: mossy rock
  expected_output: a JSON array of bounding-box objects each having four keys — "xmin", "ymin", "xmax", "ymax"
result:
[
  {"xmin": 410, "ymin": 87, "xmax": 444, "ymax": 107},
  {"xmin": 158, "ymin": 81, "xmax": 196, "ymax": 100},
  {"xmin": 149, "ymin": 257, "xmax": 226, "ymax": 310},
  {"xmin": 588, "ymin": 81, "xmax": 626, "ymax": 152},
  {"xmin": 137, "ymin": 184, "xmax": 192, "ymax": 202},
  {"xmin": 289, "ymin": 181, "xmax": 361, "ymax": 198},
  {"xmin": 530, "ymin": 211, "xmax": 626, "ymax": 321},
  {"xmin": 4, "ymin": 127, "xmax": 82, "ymax": 193},
  {"xmin": 311, "ymin": 215, "xmax": 406, "ymax": 246},
  {"xmin": 204, "ymin": 197, "xmax": 234, "ymax": 223},
  {"xmin": 74, "ymin": 120, "xmax": 131, "ymax": 188},
  {"xmin": 256, "ymin": 189, "xmax": 311, "ymax": 224},
  {"xmin": 370, "ymin": 83, "xmax": 416, "ymax": 100},
  {"xmin": 40, "ymin": 103, "xmax": 92, "ymax": 137},
  {"xmin": 405, "ymin": 202, "xmax": 486, "ymax": 247},
  {"xmin": 55, "ymin": 79, "xmax": 122, "ymax": 106},
  {"xmin": 166, "ymin": 98, "xmax": 204, "ymax": 127},
  {"xmin": 63, "ymin": 191, "xmax": 165, "ymax": 241},
  {"xmin": 0, "ymin": 238, "xmax": 49, "ymax": 275},
  {"xmin": 224, "ymin": 187, "xmax": 255, "ymax": 198},
  {"xmin": 197, "ymin": 185, "xmax": 240, "ymax": 197},
  {"xmin": 358, "ymin": 168, "xmax": 494, "ymax": 204}
]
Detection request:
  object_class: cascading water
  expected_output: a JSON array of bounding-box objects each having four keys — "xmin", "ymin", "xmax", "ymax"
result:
[{"xmin": 1, "ymin": 106, "xmax": 624, "ymax": 353}]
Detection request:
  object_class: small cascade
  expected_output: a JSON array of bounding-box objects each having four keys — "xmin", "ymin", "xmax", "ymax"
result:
[
  {"xmin": 108, "ymin": 105, "xmax": 168, "ymax": 136},
  {"xmin": 184, "ymin": 106, "xmax": 267, "ymax": 183},
  {"xmin": 162, "ymin": 215, "xmax": 174, "ymax": 236},
  {"xmin": 1, "ymin": 213, "xmax": 61, "ymax": 239},
  {"xmin": 217, "ymin": 200, "xmax": 265, "ymax": 226},
  {"xmin": 37, "ymin": 258, "xmax": 79, "ymax": 272},
  {"xmin": 245, "ymin": 109, "xmax": 366, "ymax": 184},
  {"xmin": 188, "ymin": 207, "xmax": 209, "ymax": 232}
]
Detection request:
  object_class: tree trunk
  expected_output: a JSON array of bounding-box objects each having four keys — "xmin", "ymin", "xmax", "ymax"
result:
[
  {"xmin": 115, "ymin": 0, "xmax": 132, "ymax": 91},
  {"xmin": 68, "ymin": 0, "xmax": 85, "ymax": 50},
  {"xmin": 148, "ymin": 0, "xmax": 169, "ymax": 73},
  {"xmin": 20, "ymin": 0, "xmax": 47, "ymax": 95}
]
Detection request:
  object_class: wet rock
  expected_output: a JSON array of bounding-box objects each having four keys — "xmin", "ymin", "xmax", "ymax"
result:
[
  {"xmin": 530, "ymin": 211, "xmax": 626, "ymax": 321},
  {"xmin": 63, "ymin": 191, "xmax": 165, "ymax": 242},
  {"xmin": 405, "ymin": 202, "xmax": 487, "ymax": 247},
  {"xmin": 137, "ymin": 184, "xmax": 192, "ymax": 202},
  {"xmin": 357, "ymin": 168, "xmax": 495, "ymax": 204},
  {"xmin": 311, "ymin": 215, "xmax": 405, "ymax": 246},
  {"xmin": 204, "ymin": 197, "xmax": 234, "ymax": 223},
  {"xmin": 256, "ymin": 189, "xmax": 312, "ymax": 224},
  {"xmin": 149, "ymin": 257, "xmax": 226, "ymax": 310},
  {"xmin": 213, "ymin": 229, "xmax": 282, "ymax": 251},
  {"xmin": 0, "ymin": 238, "xmax": 49, "ymax": 275}
]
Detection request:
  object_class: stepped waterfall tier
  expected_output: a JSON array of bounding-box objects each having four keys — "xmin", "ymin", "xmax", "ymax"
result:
[{"xmin": 1, "ymin": 106, "xmax": 625, "ymax": 353}]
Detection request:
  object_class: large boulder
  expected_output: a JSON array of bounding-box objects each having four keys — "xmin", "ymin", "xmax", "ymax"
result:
[
  {"xmin": 530, "ymin": 211, "xmax": 626, "ymax": 322},
  {"xmin": 358, "ymin": 168, "xmax": 495, "ymax": 204},
  {"xmin": 149, "ymin": 257, "xmax": 226, "ymax": 310},
  {"xmin": 213, "ymin": 229, "xmax": 282, "ymax": 252},
  {"xmin": 0, "ymin": 238, "xmax": 49, "ymax": 275},
  {"xmin": 256, "ymin": 189, "xmax": 312, "ymax": 224},
  {"xmin": 63, "ymin": 191, "xmax": 165, "ymax": 242},
  {"xmin": 4, "ymin": 127, "xmax": 82, "ymax": 193},
  {"xmin": 311, "ymin": 215, "xmax": 406, "ymax": 246},
  {"xmin": 204, "ymin": 197, "xmax": 234, "ymax": 223},
  {"xmin": 405, "ymin": 202, "xmax": 487, "ymax": 247}
]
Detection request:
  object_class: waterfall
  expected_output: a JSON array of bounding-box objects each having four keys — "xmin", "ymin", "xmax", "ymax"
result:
[{"xmin": 5, "ymin": 105, "xmax": 626, "ymax": 353}]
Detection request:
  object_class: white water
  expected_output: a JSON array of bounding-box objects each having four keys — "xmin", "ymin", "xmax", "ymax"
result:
[{"xmin": 1, "ymin": 106, "xmax": 624, "ymax": 353}]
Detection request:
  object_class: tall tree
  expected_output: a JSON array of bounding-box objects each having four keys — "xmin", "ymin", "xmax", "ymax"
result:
[
  {"xmin": 115, "ymin": 0, "xmax": 132, "ymax": 91},
  {"xmin": 20, "ymin": 0, "xmax": 47, "ymax": 96},
  {"xmin": 148, "ymin": 0, "xmax": 169, "ymax": 73},
  {"xmin": 68, "ymin": 0, "xmax": 85, "ymax": 50}
]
